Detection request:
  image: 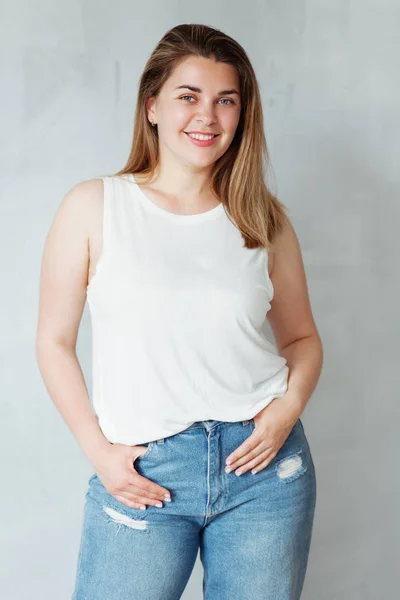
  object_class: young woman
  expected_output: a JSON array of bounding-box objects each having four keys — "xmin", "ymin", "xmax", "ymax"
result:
[{"xmin": 36, "ymin": 23, "xmax": 322, "ymax": 600}]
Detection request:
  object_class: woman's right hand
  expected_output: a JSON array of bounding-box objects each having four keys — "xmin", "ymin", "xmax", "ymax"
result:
[{"xmin": 92, "ymin": 442, "xmax": 171, "ymax": 509}]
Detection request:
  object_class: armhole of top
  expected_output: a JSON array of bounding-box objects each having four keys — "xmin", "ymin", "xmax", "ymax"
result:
[
  {"xmin": 265, "ymin": 249, "xmax": 274, "ymax": 302},
  {"xmin": 86, "ymin": 176, "xmax": 112, "ymax": 292}
]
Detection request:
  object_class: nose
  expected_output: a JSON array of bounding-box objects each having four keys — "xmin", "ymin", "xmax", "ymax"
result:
[
  {"xmin": 196, "ymin": 116, "xmax": 217, "ymax": 128},
  {"xmin": 195, "ymin": 105, "xmax": 217, "ymax": 127}
]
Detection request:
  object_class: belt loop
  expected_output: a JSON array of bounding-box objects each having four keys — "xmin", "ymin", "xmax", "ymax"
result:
[{"xmin": 156, "ymin": 438, "xmax": 165, "ymax": 444}]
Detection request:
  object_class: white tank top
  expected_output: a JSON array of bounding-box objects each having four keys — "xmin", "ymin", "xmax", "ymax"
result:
[{"xmin": 86, "ymin": 174, "xmax": 289, "ymax": 445}]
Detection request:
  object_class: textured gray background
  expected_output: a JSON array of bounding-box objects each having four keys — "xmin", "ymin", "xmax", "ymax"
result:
[{"xmin": 1, "ymin": 1, "xmax": 399, "ymax": 598}]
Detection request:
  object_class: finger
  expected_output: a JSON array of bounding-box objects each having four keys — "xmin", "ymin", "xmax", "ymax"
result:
[
  {"xmin": 249, "ymin": 452, "xmax": 277, "ymax": 475},
  {"xmin": 225, "ymin": 436, "xmax": 259, "ymax": 467},
  {"xmin": 113, "ymin": 493, "xmax": 164, "ymax": 510},
  {"xmin": 246, "ymin": 448, "xmax": 277, "ymax": 475},
  {"xmin": 113, "ymin": 494, "xmax": 146, "ymax": 509},
  {"xmin": 232, "ymin": 447, "xmax": 275, "ymax": 475},
  {"xmin": 225, "ymin": 441, "xmax": 264, "ymax": 471},
  {"xmin": 127, "ymin": 481, "xmax": 166, "ymax": 501},
  {"xmin": 130, "ymin": 472, "xmax": 171, "ymax": 500}
]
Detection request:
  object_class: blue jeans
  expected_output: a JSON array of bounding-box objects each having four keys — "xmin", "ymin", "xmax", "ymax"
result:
[{"xmin": 72, "ymin": 418, "xmax": 317, "ymax": 599}]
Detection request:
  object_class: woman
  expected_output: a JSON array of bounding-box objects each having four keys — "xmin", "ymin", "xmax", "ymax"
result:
[{"xmin": 36, "ymin": 23, "xmax": 322, "ymax": 600}]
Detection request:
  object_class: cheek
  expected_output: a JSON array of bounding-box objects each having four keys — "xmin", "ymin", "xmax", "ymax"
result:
[
  {"xmin": 226, "ymin": 111, "xmax": 241, "ymax": 132},
  {"xmin": 217, "ymin": 110, "xmax": 240, "ymax": 139},
  {"xmin": 170, "ymin": 104, "xmax": 192, "ymax": 126},
  {"xmin": 159, "ymin": 101, "xmax": 189, "ymax": 130}
]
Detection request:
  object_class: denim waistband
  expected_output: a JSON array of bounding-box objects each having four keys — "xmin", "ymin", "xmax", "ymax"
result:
[
  {"xmin": 153, "ymin": 419, "xmax": 254, "ymax": 444},
  {"xmin": 186, "ymin": 419, "xmax": 253, "ymax": 431}
]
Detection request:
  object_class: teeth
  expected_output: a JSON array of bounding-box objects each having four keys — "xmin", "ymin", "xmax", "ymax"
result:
[{"xmin": 187, "ymin": 133, "xmax": 215, "ymax": 140}]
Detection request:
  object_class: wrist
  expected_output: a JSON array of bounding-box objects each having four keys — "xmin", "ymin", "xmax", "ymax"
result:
[
  {"xmin": 273, "ymin": 393, "xmax": 304, "ymax": 423},
  {"xmin": 80, "ymin": 429, "xmax": 112, "ymax": 465}
]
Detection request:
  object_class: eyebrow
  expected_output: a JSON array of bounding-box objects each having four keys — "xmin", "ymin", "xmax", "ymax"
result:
[{"xmin": 174, "ymin": 85, "xmax": 240, "ymax": 96}]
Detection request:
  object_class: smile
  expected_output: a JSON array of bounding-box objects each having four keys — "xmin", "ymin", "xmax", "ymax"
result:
[{"xmin": 184, "ymin": 132, "xmax": 220, "ymax": 147}]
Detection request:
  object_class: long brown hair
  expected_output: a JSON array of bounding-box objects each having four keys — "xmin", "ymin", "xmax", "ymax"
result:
[{"xmin": 111, "ymin": 23, "xmax": 289, "ymax": 250}]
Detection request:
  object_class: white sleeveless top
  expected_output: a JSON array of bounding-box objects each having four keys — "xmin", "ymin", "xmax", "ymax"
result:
[{"xmin": 86, "ymin": 174, "xmax": 289, "ymax": 445}]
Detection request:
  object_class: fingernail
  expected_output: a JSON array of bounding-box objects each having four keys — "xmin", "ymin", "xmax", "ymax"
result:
[
  {"xmin": 164, "ymin": 496, "xmax": 171, "ymax": 502},
  {"xmin": 225, "ymin": 466, "xmax": 232, "ymax": 473},
  {"xmin": 226, "ymin": 459, "xmax": 232, "ymax": 465},
  {"xmin": 155, "ymin": 502, "xmax": 163, "ymax": 508},
  {"xmin": 235, "ymin": 469, "xmax": 242, "ymax": 476}
]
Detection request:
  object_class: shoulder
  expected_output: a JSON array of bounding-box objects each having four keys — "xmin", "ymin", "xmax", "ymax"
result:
[
  {"xmin": 61, "ymin": 177, "xmax": 104, "ymax": 213},
  {"xmin": 40, "ymin": 179, "xmax": 105, "ymax": 295},
  {"xmin": 54, "ymin": 178, "xmax": 105, "ymax": 234}
]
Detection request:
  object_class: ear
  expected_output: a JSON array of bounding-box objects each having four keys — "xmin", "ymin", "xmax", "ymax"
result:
[{"xmin": 146, "ymin": 96, "xmax": 157, "ymax": 124}]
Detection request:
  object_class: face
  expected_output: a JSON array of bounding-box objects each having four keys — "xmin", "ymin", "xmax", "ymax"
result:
[{"xmin": 147, "ymin": 56, "xmax": 242, "ymax": 169}]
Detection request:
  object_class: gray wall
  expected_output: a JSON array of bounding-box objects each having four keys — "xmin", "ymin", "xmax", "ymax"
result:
[{"xmin": 1, "ymin": 1, "xmax": 398, "ymax": 598}]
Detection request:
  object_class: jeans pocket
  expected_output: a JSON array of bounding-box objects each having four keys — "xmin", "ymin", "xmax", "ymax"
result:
[
  {"xmin": 135, "ymin": 440, "xmax": 155, "ymax": 461},
  {"xmin": 244, "ymin": 418, "xmax": 256, "ymax": 434}
]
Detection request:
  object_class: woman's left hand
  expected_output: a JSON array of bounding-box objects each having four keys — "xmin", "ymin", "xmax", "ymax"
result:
[{"xmin": 225, "ymin": 397, "xmax": 300, "ymax": 476}]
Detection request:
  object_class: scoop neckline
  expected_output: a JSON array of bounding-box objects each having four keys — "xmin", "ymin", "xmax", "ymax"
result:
[{"xmin": 125, "ymin": 173, "xmax": 225, "ymax": 222}]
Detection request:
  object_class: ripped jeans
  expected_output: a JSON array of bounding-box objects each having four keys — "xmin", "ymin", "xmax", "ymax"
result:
[{"xmin": 72, "ymin": 418, "xmax": 317, "ymax": 600}]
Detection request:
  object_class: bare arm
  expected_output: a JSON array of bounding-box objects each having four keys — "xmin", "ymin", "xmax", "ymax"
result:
[
  {"xmin": 267, "ymin": 217, "xmax": 323, "ymax": 420},
  {"xmin": 35, "ymin": 178, "xmax": 110, "ymax": 466}
]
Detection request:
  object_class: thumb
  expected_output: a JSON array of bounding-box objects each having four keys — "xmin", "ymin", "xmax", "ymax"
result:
[{"xmin": 131, "ymin": 444, "xmax": 149, "ymax": 459}]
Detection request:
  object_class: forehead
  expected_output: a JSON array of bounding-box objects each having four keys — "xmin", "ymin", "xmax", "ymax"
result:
[{"xmin": 164, "ymin": 56, "xmax": 240, "ymax": 91}]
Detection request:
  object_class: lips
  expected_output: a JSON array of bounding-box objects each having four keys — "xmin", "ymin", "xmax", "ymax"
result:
[{"xmin": 184, "ymin": 132, "xmax": 220, "ymax": 137}]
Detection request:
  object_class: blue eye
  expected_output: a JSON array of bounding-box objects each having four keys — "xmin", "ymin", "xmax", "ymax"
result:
[{"xmin": 180, "ymin": 95, "xmax": 234, "ymax": 105}]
